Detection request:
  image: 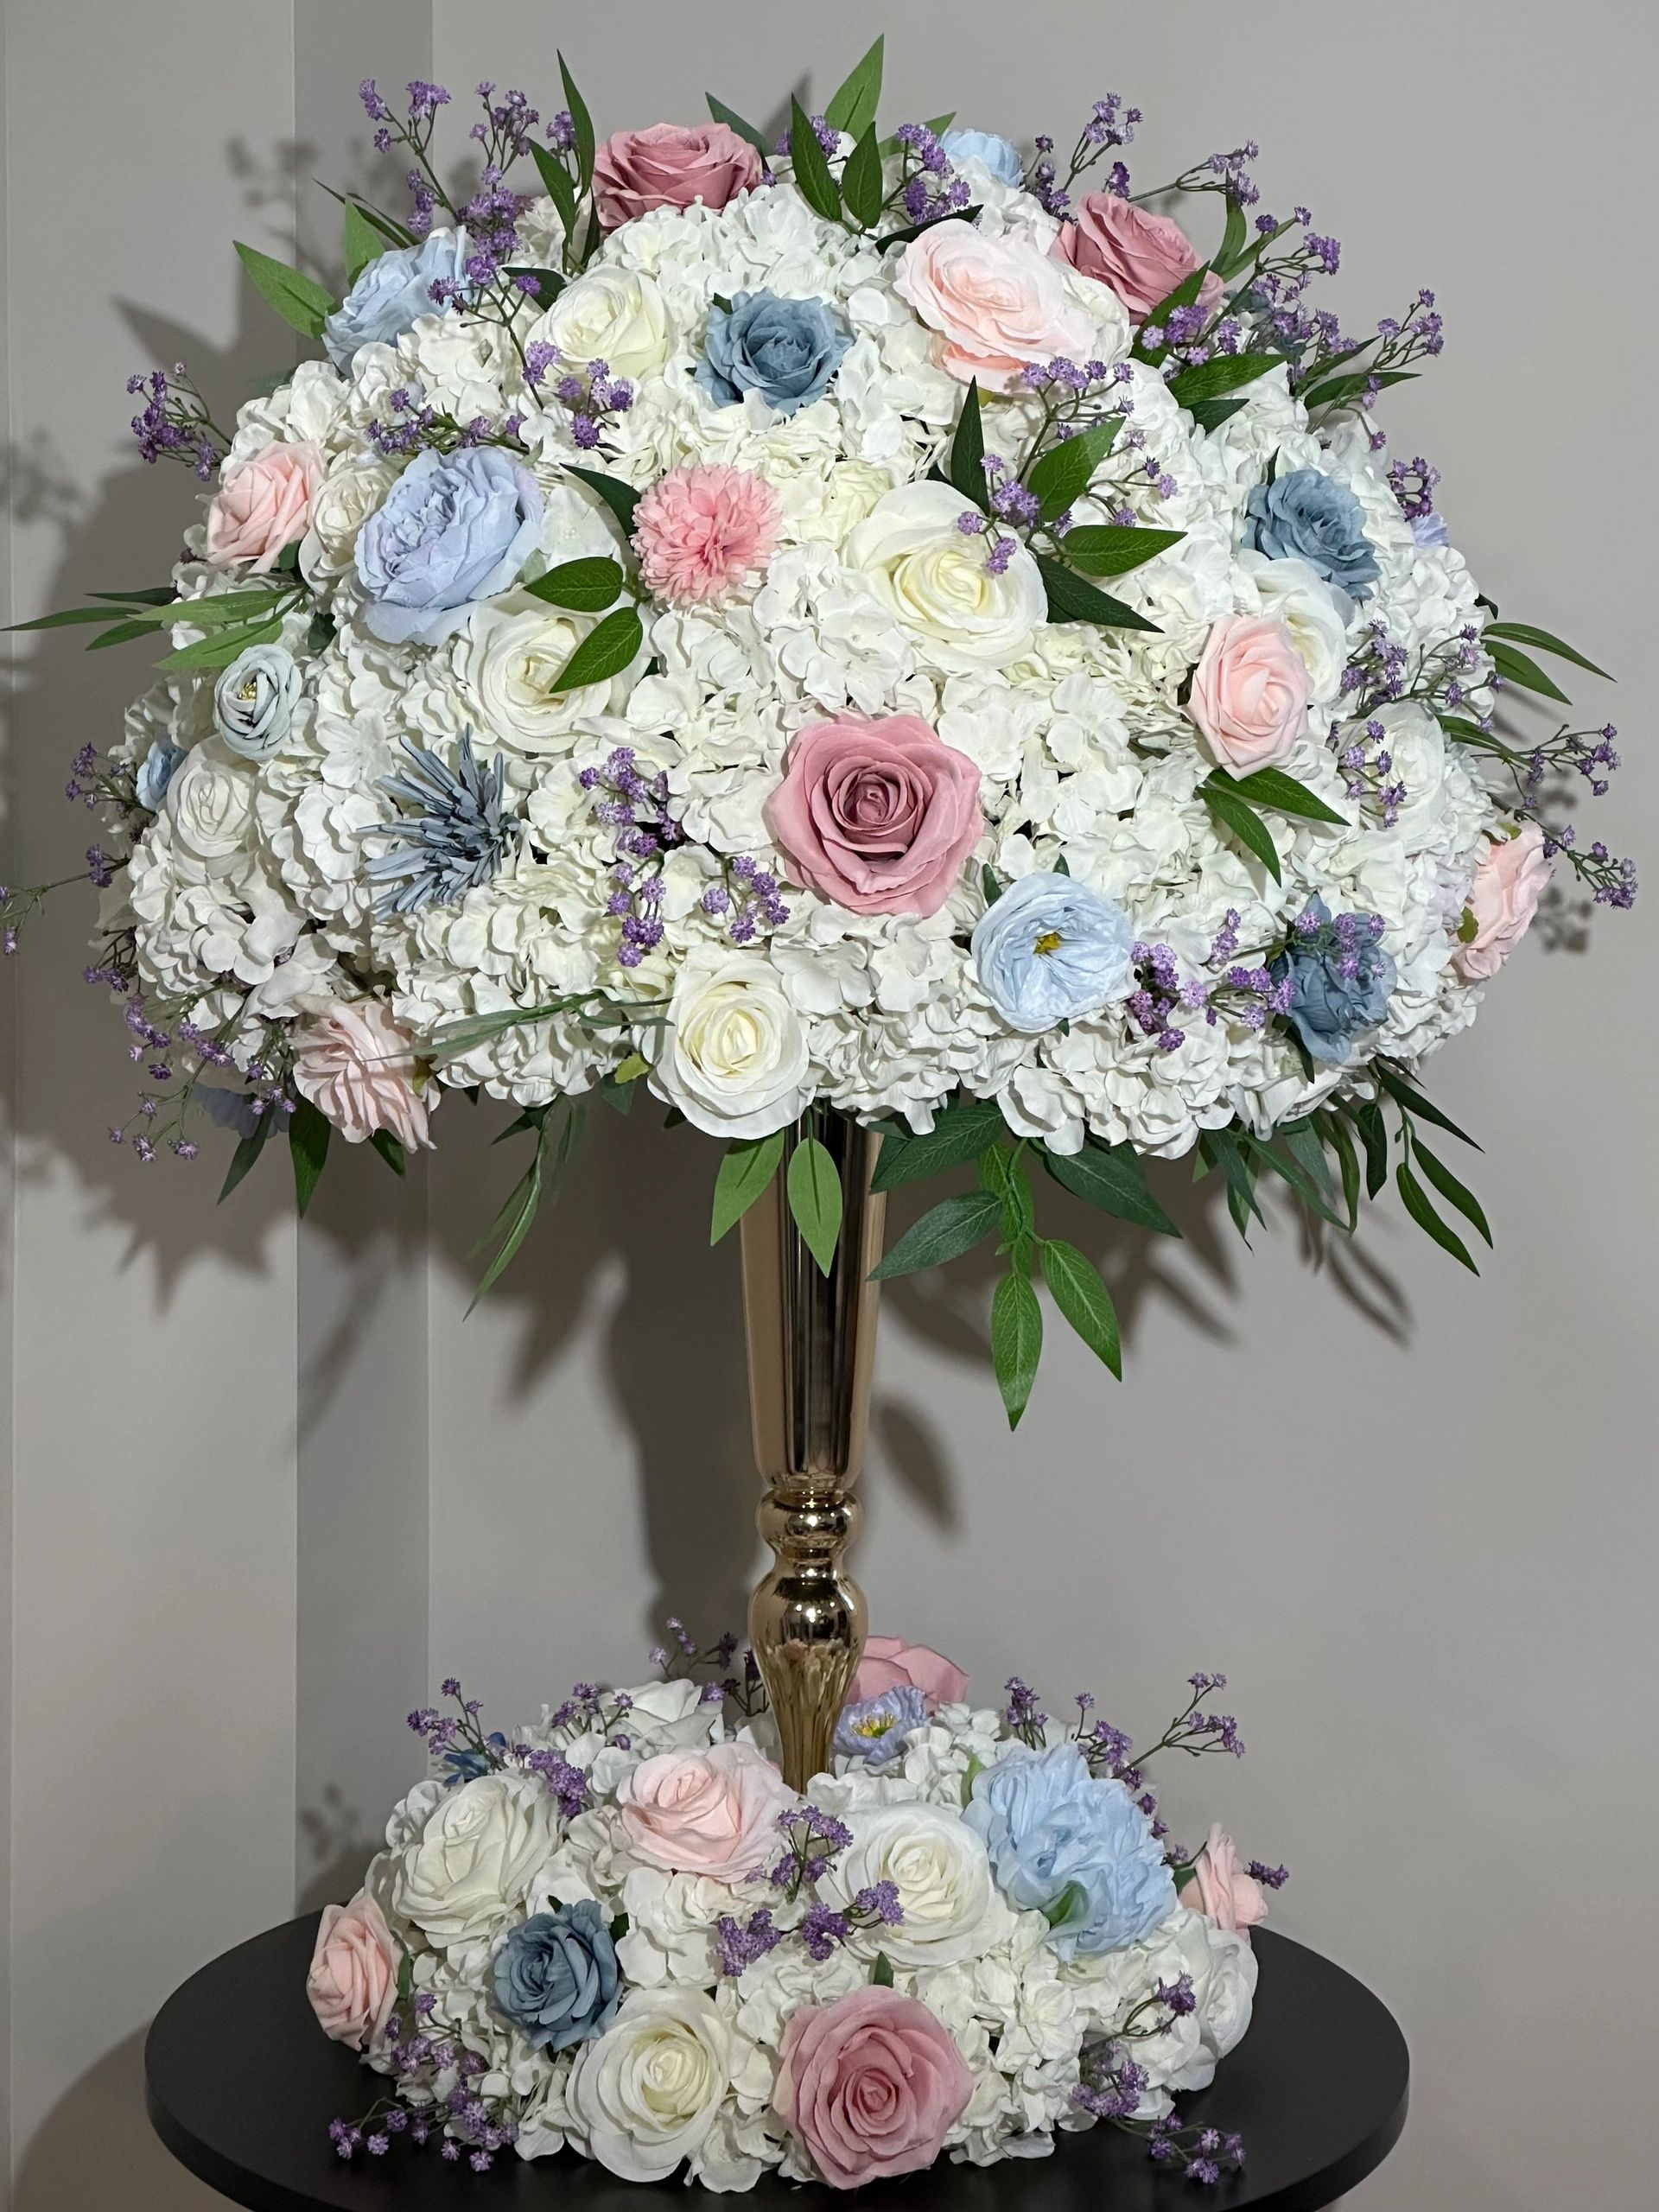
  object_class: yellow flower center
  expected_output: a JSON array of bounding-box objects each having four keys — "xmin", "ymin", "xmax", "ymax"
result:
[
  {"xmin": 852, "ymin": 1713, "xmax": 896, "ymax": 1739},
  {"xmin": 1033, "ymin": 930, "xmax": 1065, "ymax": 957}
]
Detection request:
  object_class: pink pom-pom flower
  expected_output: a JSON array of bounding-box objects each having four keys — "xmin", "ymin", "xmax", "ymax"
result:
[{"xmin": 632, "ymin": 463, "xmax": 780, "ymax": 605}]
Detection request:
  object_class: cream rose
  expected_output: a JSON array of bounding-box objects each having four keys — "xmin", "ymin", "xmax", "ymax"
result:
[
  {"xmin": 299, "ymin": 458, "xmax": 397, "ymax": 582},
  {"xmin": 893, "ymin": 225, "xmax": 1097, "ymax": 392},
  {"xmin": 164, "ymin": 741, "xmax": 257, "ymax": 882},
  {"xmin": 525, "ymin": 266, "xmax": 673, "ymax": 382},
  {"xmin": 390, "ymin": 1772, "xmax": 557, "ymax": 1947},
  {"xmin": 563, "ymin": 1987, "xmax": 737, "ymax": 2182},
  {"xmin": 652, "ymin": 952, "xmax": 812, "ymax": 1139},
  {"xmin": 1236, "ymin": 550, "xmax": 1353, "ymax": 703},
  {"xmin": 817, "ymin": 1802, "xmax": 999, "ymax": 1968},
  {"xmin": 845, "ymin": 480, "xmax": 1046, "ymax": 672},
  {"xmin": 448, "ymin": 593, "xmax": 635, "ymax": 757}
]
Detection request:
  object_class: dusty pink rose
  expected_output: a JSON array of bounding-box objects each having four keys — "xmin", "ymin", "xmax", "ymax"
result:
[
  {"xmin": 1052, "ymin": 193, "xmax": 1224, "ymax": 323},
  {"xmin": 592, "ymin": 123, "xmax": 763, "ymax": 231},
  {"xmin": 305, "ymin": 1891, "xmax": 397, "ymax": 2050},
  {"xmin": 204, "ymin": 441, "xmax": 323, "ymax": 571},
  {"xmin": 1452, "ymin": 823, "xmax": 1550, "ymax": 980},
  {"xmin": 1187, "ymin": 613, "xmax": 1313, "ymax": 772},
  {"xmin": 632, "ymin": 463, "xmax": 779, "ymax": 604},
  {"xmin": 893, "ymin": 225, "xmax": 1096, "ymax": 393},
  {"xmin": 1183, "ymin": 1825, "xmax": 1269, "ymax": 1939},
  {"xmin": 777, "ymin": 1985, "xmax": 972, "ymax": 2189},
  {"xmin": 851, "ymin": 1637, "xmax": 969, "ymax": 1712},
  {"xmin": 291, "ymin": 1000, "xmax": 431, "ymax": 1152},
  {"xmin": 765, "ymin": 715, "xmax": 982, "ymax": 918},
  {"xmin": 614, "ymin": 1742, "xmax": 797, "ymax": 1880}
]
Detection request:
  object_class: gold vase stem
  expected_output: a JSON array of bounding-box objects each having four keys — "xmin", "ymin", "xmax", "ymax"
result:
[{"xmin": 739, "ymin": 1109, "xmax": 885, "ymax": 1792}]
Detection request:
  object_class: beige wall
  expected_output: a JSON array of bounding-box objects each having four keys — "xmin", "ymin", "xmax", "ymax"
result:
[{"xmin": 3, "ymin": 4, "xmax": 1656, "ymax": 2209}]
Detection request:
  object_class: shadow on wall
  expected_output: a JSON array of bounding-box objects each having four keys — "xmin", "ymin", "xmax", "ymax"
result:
[{"xmin": 12, "ymin": 2030, "xmax": 222, "ymax": 2212}]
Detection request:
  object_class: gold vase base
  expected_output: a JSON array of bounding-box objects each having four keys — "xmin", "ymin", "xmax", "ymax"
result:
[{"xmin": 751, "ymin": 1485, "xmax": 868, "ymax": 1790}]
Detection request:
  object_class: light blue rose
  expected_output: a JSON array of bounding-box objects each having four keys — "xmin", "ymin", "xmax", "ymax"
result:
[
  {"xmin": 213, "ymin": 642, "xmax": 303, "ymax": 761},
  {"xmin": 696, "ymin": 290, "xmax": 853, "ymax": 417},
  {"xmin": 355, "ymin": 447, "xmax": 543, "ymax": 646},
  {"xmin": 135, "ymin": 738, "xmax": 183, "ymax": 811},
  {"xmin": 322, "ymin": 228, "xmax": 473, "ymax": 371},
  {"xmin": 834, "ymin": 1686, "xmax": 929, "ymax": 1769},
  {"xmin": 964, "ymin": 1744, "xmax": 1175, "ymax": 1958},
  {"xmin": 941, "ymin": 130, "xmax": 1024, "ymax": 188},
  {"xmin": 971, "ymin": 872, "xmax": 1135, "ymax": 1034},
  {"xmin": 1270, "ymin": 895, "xmax": 1396, "ymax": 1065},
  {"xmin": 491, "ymin": 1901, "xmax": 620, "ymax": 2053},
  {"xmin": 1243, "ymin": 467, "xmax": 1380, "ymax": 601}
]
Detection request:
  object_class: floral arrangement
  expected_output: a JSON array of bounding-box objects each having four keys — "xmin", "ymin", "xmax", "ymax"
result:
[
  {"xmin": 7, "ymin": 42, "xmax": 1635, "ymax": 1411},
  {"xmin": 308, "ymin": 1631, "xmax": 1279, "ymax": 2189}
]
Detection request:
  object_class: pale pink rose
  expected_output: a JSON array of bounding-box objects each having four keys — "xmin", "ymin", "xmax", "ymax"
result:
[
  {"xmin": 851, "ymin": 1637, "xmax": 969, "ymax": 1712},
  {"xmin": 1183, "ymin": 1825, "xmax": 1268, "ymax": 1939},
  {"xmin": 777, "ymin": 1985, "xmax": 973, "ymax": 2190},
  {"xmin": 614, "ymin": 1742, "xmax": 797, "ymax": 1880},
  {"xmin": 204, "ymin": 442, "xmax": 324, "ymax": 571},
  {"xmin": 1187, "ymin": 613, "xmax": 1313, "ymax": 772},
  {"xmin": 632, "ymin": 463, "xmax": 779, "ymax": 605},
  {"xmin": 893, "ymin": 225, "xmax": 1096, "ymax": 394},
  {"xmin": 592, "ymin": 123, "xmax": 763, "ymax": 231},
  {"xmin": 291, "ymin": 1000, "xmax": 431, "ymax": 1152},
  {"xmin": 305, "ymin": 1891, "xmax": 397, "ymax": 2050},
  {"xmin": 1452, "ymin": 823, "xmax": 1550, "ymax": 980},
  {"xmin": 1052, "ymin": 193, "xmax": 1224, "ymax": 322},
  {"xmin": 765, "ymin": 715, "xmax": 982, "ymax": 918}
]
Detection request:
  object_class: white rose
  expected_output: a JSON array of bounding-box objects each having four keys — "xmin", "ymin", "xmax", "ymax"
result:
[
  {"xmin": 391, "ymin": 1773, "xmax": 557, "ymax": 1948},
  {"xmin": 526, "ymin": 267, "xmax": 673, "ymax": 382},
  {"xmin": 300, "ymin": 459, "xmax": 397, "ymax": 581},
  {"xmin": 652, "ymin": 951, "xmax": 811, "ymax": 1139},
  {"xmin": 448, "ymin": 592, "xmax": 637, "ymax": 758},
  {"xmin": 563, "ymin": 1986, "xmax": 736, "ymax": 2183},
  {"xmin": 1236, "ymin": 550, "xmax": 1353, "ymax": 702},
  {"xmin": 165, "ymin": 741, "xmax": 257, "ymax": 881},
  {"xmin": 845, "ymin": 480, "xmax": 1046, "ymax": 671},
  {"xmin": 1078, "ymin": 1907, "xmax": 1257, "ymax": 2092},
  {"xmin": 817, "ymin": 1802, "xmax": 1002, "ymax": 1968},
  {"xmin": 782, "ymin": 460, "xmax": 895, "ymax": 549}
]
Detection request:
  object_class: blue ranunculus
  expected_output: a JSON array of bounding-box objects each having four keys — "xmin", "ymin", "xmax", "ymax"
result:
[
  {"xmin": 964, "ymin": 1744, "xmax": 1175, "ymax": 1959},
  {"xmin": 971, "ymin": 872, "xmax": 1136, "ymax": 1035},
  {"xmin": 696, "ymin": 290, "xmax": 853, "ymax": 417},
  {"xmin": 355, "ymin": 447, "xmax": 543, "ymax": 646},
  {"xmin": 492, "ymin": 1901, "xmax": 621, "ymax": 2052},
  {"xmin": 1243, "ymin": 467, "xmax": 1381, "ymax": 601},
  {"xmin": 135, "ymin": 738, "xmax": 183, "ymax": 812},
  {"xmin": 322, "ymin": 228, "xmax": 474, "ymax": 371},
  {"xmin": 940, "ymin": 130, "xmax": 1024, "ymax": 188},
  {"xmin": 1271, "ymin": 895, "xmax": 1396, "ymax": 1065},
  {"xmin": 834, "ymin": 1686, "xmax": 929, "ymax": 1769},
  {"xmin": 213, "ymin": 642, "xmax": 303, "ymax": 761}
]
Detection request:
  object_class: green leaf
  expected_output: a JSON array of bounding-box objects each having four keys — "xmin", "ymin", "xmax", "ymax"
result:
[
  {"xmin": 1280, "ymin": 1116, "xmax": 1340, "ymax": 1210},
  {"xmin": 978, "ymin": 1143, "xmax": 1034, "ymax": 1254},
  {"xmin": 1298, "ymin": 366, "xmax": 1417, "ymax": 413},
  {"xmin": 369, "ymin": 1128, "xmax": 407, "ymax": 1176},
  {"xmin": 1201, "ymin": 781, "xmax": 1282, "ymax": 882},
  {"xmin": 8, "ymin": 604, "xmax": 154, "ymax": 632},
  {"xmin": 85, "ymin": 619, "xmax": 157, "ymax": 651},
  {"xmin": 1056, "ymin": 524, "xmax": 1183, "ymax": 578},
  {"xmin": 991, "ymin": 1268, "xmax": 1043, "ymax": 1429},
  {"xmin": 1211, "ymin": 195, "xmax": 1250, "ymax": 280},
  {"xmin": 86, "ymin": 587, "xmax": 177, "ymax": 606},
  {"xmin": 704, "ymin": 95, "xmax": 772, "ymax": 160},
  {"xmin": 947, "ymin": 379, "xmax": 987, "ymax": 510},
  {"xmin": 1484, "ymin": 638, "xmax": 1571, "ymax": 704},
  {"xmin": 158, "ymin": 614, "xmax": 286, "ymax": 670},
  {"xmin": 871, "ymin": 1097, "xmax": 1006, "ymax": 1191},
  {"xmin": 787, "ymin": 1136, "xmax": 843, "ymax": 1275},
  {"xmin": 613, "ymin": 1051, "xmax": 649, "ymax": 1084},
  {"xmin": 788, "ymin": 97, "xmax": 842, "ymax": 223},
  {"xmin": 1374, "ymin": 1067, "xmax": 1480, "ymax": 1149},
  {"xmin": 1166, "ymin": 352, "xmax": 1284, "ymax": 408},
  {"xmin": 880, "ymin": 113, "xmax": 955, "ymax": 157},
  {"xmin": 564, "ymin": 464, "xmax": 641, "ymax": 536},
  {"xmin": 1481, "ymin": 620, "xmax": 1611, "ymax": 683},
  {"xmin": 868, "ymin": 1188, "xmax": 1001, "ymax": 1280},
  {"xmin": 1133, "ymin": 267, "xmax": 1208, "ymax": 365},
  {"xmin": 315, "ymin": 184, "xmax": 415, "ymax": 250},
  {"xmin": 1041, "ymin": 1141, "xmax": 1179, "ymax": 1237},
  {"xmin": 1319, "ymin": 1109, "xmax": 1361, "ymax": 1230},
  {"xmin": 1396, "ymin": 1160, "xmax": 1478, "ymax": 1274},
  {"xmin": 557, "ymin": 52, "xmax": 596, "ymax": 190},
  {"xmin": 234, "ymin": 241, "xmax": 334, "ymax": 340},
  {"xmin": 871, "ymin": 1952, "xmax": 895, "ymax": 1989},
  {"xmin": 1038, "ymin": 1239, "xmax": 1121, "ymax": 1377},
  {"xmin": 1035, "ymin": 554, "xmax": 1160, "ymax": 633},
  {"xmin": 547, "ymin": 604, "xmax": 643, "ymax": 694},
  {"xmin": 289, "ymin": 1096, "xmax": 332, "ymax": 1217},
  {"xmin": 980, "ymin": 862, "xmax": 1003, "ymax": 908},
  {"xmin": 395, "ymin": 1942, "xmax": 414, "ymax": 2009},
  {"xmin": 1210, "ymin": 765, "xmax": 1346, "ymax": 827},
  {"xmin": 876, "ymin": 205, "xmax": 981, "ymax": 250},
  {"xmin": 1243, "ymin": 1132, "xmax": 1346, "ymax": 1231},
  {"xmin": 1199, "ymin": 1128, "xmax": 1264, "ymax": 1235},
  {"xmin": 823, "ymin": 35, "xmax": 885, "ymax": 140},
  {"xmin": 469, "ymin": 1103, "xmax": 585, "ymax": 1311},
  {"xmin": 218, "ymin": 1108, "xmax": 275, "ymax": 1204},
  {"xmin": 1351, "ymin": 1099, "xmax": 1389, "ymax": 1198},
  {"xmin": 711, "ymin": 1131, "xmax": 785, "ymax": 1243},
  {"xmin": 523, "ymin": 556, "xmax": 625, "ymax": 613},
  {"xmin": 1413, "ymin": 1141, "xmax": 1492, "ymax": 1248},
  {"xmin": 342, "ymin": 200, "xmax": 385, "ymax": 285},
  {"xmin": 841, "ymin": 126, "xmax": 885, "ymax": 230},
  {"xmin": 1185, "ymin": 393, "xmax": 1255, "ymax": 434},
  {"xmin": 1040, "ymin": 1878, "xmax": 1087, "ymax": 1931},
  {"xmin": 505, "ymin": 265, "xmax": 563, "ymax": 305},
  {"xmin": 960, "ymin": 1754, "xmax": 986, "ymax": 1807},
  {"xmin": 1026, "ymin": 420, "xmax": 1122, "ymax": 522},
  {"xmin": 529, "ymin": 138, "xmax": 579, "ymax": 235}
]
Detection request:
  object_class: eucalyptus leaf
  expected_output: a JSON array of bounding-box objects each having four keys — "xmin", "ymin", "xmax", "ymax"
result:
[
  {"xmin": 1484, "ymin": 638, "xmax": 1571, "ymax": 703},
  {"xmin": 1396, "ymin": 1160, "xmax": 1478, "ymax": 1274},
  {"xmin": 1481, "ymin": 620, "xmax": 1611, "ymax": 682},
  {"xmin": 1351, "ymin": 1098, "xmax": 1389, "ymax": 1198},
  {"xmin": 1413, "ymin": 1141, "xmax": 1492, "ymax": 1247},
  {"xmin": 1375, "ymin": 1067, "xmax": 1480, "ymax": 1148},
  {"xmin": 159, "ymin": 614, "xmax": 286, "ymax": 670}
]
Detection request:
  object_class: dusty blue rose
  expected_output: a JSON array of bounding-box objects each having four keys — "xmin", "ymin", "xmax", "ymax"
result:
[
  {"xmin": 1243, "ymin": 467, "xmax": 1380, "ymax": 601},
  {"xmin": 492, "ymin": 1901, "xmax": 620, "ymax": 2052},
  {"xmin": 135, "ymin": 738, "xmax": 183, "ymax": 811},
  {"xmin": 1271, "ymin": 895, "xmax": 1396, "ymax": 1065},
  {"xmin": 213, "ymin": 642, "xmax": 303, "ymax": 761},
  {"xmin": 941, "ymin": 130, "xmax": 1024, "ymax": 187},
  {"xmin": 696, "ymin": 290, "xmax": 852, "ymax": 416},
  {"xmin": 355, "ymin": 448, "xmax": 543, "ymax": 646},
  {"xmin": 834, "ymin": 1686, "xmax": 929, "ymax": 1769},
  {"xmin": 964, "ymin": 1744, "xmax": 1175, "ymax": 1958},
  {"xmin": 322, "ymin": 228, "xmax": 473, "ymax": 370},
  {"xmin": 971, "ymin": 872, "xmax": 1135, "ymax": 1034}
]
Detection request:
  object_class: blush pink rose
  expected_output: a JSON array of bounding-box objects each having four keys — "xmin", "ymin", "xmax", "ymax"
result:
[
  {"xmin": 633, "ymin": 463, "xmax": 779, "ymax": 605},
  {"xmin": 1052, "ymin": 193, "xmax": 1224, "ymax": 323},
  {"xmin": 777, "ymin": 1985, "xmax": 972, "ymax": 2190},
  {"xmin": 1452, "ymin": 823, "xmax": 1550, "ymax": 980},
  {"xmin": 305, "ymin": 1891, "xmax": 397, "ymax": 2050},
  {"xmin": 291, "ymin": 1000, "xmax": 431, "ymax": 1153},
  {"xmin": 614, "ymin": 1742, "xmax": 797, "ymax": 1880},
  {"xmin": 851, "ymin": 1637, "xmax": 969, "ymax": 1712},
  {"xmin": 1187, "ymin": 613, "xmax": 1313, "ymax": 772},
  {"xmin": 204, "ymin": 442, "xmax": 324, "ymax": 571},
  {"xmin": 765, "ymin": 715, "xmax": 982, "ymax": 918},
  {"xmin": 1183, "ymin": 1825, "xmax": 1268, "ymax": 1940},
  {"xmin": 893, "ymin": 225, "xmax": 1096, "ymax": 393},
  {"xmin": 592, "ymin": 123, "xmax": 763, "ymax": 231}
]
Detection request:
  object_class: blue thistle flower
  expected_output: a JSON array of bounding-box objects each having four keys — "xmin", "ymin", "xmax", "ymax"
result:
[{"xmin": 365, "ymin": 732, "xmax": 518, "ymax": 916}]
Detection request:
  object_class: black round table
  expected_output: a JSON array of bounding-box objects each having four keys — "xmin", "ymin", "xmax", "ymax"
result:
[{"xmin": 146, "ymin": 1915, "xmax": 1406, "ymax": 2211}]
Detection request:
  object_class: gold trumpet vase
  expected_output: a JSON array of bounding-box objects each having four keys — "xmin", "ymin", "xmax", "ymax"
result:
[{"xmin": 739, "ymin": 1106, "xmax": 887, "ymax": 1792}]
